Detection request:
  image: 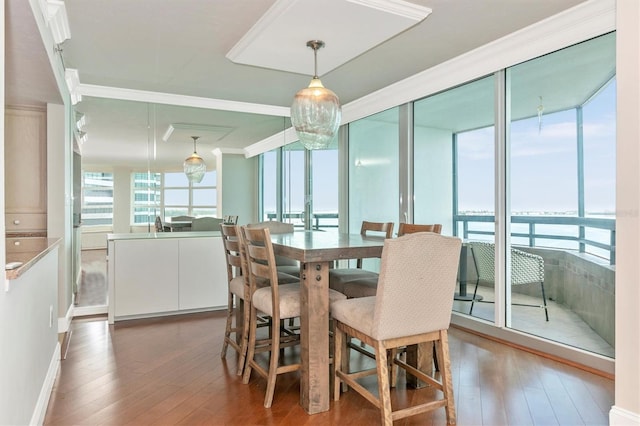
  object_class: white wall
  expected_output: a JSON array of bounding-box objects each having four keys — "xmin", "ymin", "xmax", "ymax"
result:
[
  {"xmin": 47, "ymin": 103, "xmax": 74, "ymax": 331},
  {"xmin": 217, "ymin": 152, "xmax": 258, "ymax": 225},
  {"xmin": 611, "ymin": 0, "xmax": 640, "ymax": 424},
  {"xmin": 0, "ymin": 249, "xmax": 60, "ymax": 425}
]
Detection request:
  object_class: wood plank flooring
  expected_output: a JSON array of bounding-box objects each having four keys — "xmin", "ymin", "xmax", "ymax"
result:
[{"xmin": 44, "ymin": 311, "xmax": 613, "ymax": 425}]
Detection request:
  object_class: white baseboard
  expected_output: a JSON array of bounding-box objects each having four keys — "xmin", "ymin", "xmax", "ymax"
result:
[
  {"xmin": 30, "ymin": 342, "xmax": 60, "ymax": 426},
  {"xmin": 610, "ymin": 406, "xmax": 640, "ymax": 425},
  {"xmin": 57, "ymin": 303, "xmax": 74, "ymax": 333},
  {"xmin": 73, "ymin": 304, "xmax": 107, "ymax": 317}
]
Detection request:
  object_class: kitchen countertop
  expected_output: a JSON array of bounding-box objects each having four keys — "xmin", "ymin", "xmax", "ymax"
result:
[{"xmin": 5, "ymin": 236, "xmax": 62, "ymax": 280}]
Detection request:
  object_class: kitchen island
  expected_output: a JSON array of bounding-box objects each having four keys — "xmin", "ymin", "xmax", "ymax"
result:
[{"xmin": 107, "ymin": 231, "xmax": 228, "ymax": 324}]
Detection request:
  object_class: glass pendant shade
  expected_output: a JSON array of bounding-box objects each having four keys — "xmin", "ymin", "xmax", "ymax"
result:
[
  {"xmin": 291, "ymin": 77, "xmax": 341, "ymax": 150},
  {"xmin": 184, "ymin": 136, "xmax": 206, "ymax": 183},
  {"xmin": 291, "ymin": 40, "xmax": 341, "ymax": 150}
]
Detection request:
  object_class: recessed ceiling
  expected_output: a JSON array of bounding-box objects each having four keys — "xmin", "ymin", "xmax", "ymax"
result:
[
  {"xmin": 162, "ymin": 123, "xmax": 235, "ymax": 145},
  {"xmin": 6, "ymin": 0, "xmax": 591, "ymax": 170},
  {"xmin": 226, "ymin": 0, "xmax": 431, "ymax": 76}
]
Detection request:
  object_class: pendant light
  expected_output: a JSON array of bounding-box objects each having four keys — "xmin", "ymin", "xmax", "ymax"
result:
[
  {"xmin": 291, "ymin": 40, "xmax": 341, "ymax": 150},
  {"xmin": 184, "ymin": 136, "xmax": 206, "ymax": 184}
]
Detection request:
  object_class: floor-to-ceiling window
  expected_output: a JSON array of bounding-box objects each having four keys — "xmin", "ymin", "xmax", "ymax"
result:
[
  {"xmin": 413, "ymin": 76, "xmax": 495, "ymax": 319},
  {"xmin": 260, "ymin": 138, "xmax": 338, "ymax": 230},
  {"xmin": 505, "ymin": 32, "xmax": 616, "ymax": 357},
  {"xmin": 348, "ymin": 107, "xmax": 399, "ymax": 270},
  {"xmin": 257, "ymin": 31, "xmax": 615, "ymax": 365}
]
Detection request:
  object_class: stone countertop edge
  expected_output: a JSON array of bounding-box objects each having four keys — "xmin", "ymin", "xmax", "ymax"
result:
[{"xmin": 5, "ymin": 237, "xmax": 62, "ymax": 280}]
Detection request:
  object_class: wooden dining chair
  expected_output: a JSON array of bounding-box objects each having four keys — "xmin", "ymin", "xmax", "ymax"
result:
[
  {"xmin": 219, "ymin": 224, "xmax": 248, "ymax": 374},
  {"xmin": 397, "ymin": 222, "xmax": 442, "ymax": 236},
  {"xmin": 247, "ymin": 220, "xmax": 300, "ymax": 277},
  {"xmin": 328, "ymin": 220, "xmax": 394, "ymax": 295},
  {"xmin": 338, "ymin": 222, "xmax": 444, "ymax": 299},
  {"xmin": 332, "ymin": 232, "xmax": 462, "ymax": 425},
  {"xmin": 223, "ymin": 215, "xmax": 238, "ymax": 225},
  {"xmin": 220, "ymin": 224, "xmax": 300, "ymax": 376},
  {"xmin": 240, "ymin": 225, "xmax": 347, "ymax": 407}
]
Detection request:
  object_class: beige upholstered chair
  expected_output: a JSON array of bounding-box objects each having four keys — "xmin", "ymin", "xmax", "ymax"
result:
[
  {"xmin": 332, "ymin": 232, "xmax": 462, "ymax": 425},
  {"xmin": 329, "ymin": 220, "xmax": 394, "ymax": 296},
  {"xmin": 191, "ymin": 216, "xmax": 224, "ymax": 231},
  {"xmin": 467, "ymin": 241, "xmax": 549, "ymax": 321},
  {"xmin": 240, "ymin": 225, "xmax": 346, "ymax": 407},
  {"xmin": 247, "ymin": 220, "xmax": 300, "ymax": 277},
  {"xmin": 338, "ymin": 222, "xmax": 444, "ymax": 299}
]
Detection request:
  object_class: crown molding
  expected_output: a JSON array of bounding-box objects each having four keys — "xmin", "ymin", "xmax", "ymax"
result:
[
  {"xmin": 243, "ymin": 127, "xmax": 298, "ymax": 158},
  {"xmin": 64, "ymin": 69, "xmax": 82, "ymax": 105},
  {"xmin": 346, "ymin": 0, "xmax": 431, "ymax": 21},
  {"xmin": 45, "ymin": 0, "xmax": 71, "ymax": 44},
  {"xmin": 162, "ymin": 123, "xmax": 234, "ymax": 143},
  {"xmin": 78, "ymin": 84, "xmax": 290, "ymax": 117},
  {"xmin": 212, "ymin": 148, "xmax": 246, "ymax": 156},
  {"xmin": 342, "ymin": 0, "xmax": 615, "ymax": 125}
]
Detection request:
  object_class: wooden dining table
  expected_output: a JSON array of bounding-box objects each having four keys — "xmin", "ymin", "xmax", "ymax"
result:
[{"xmin": 270, "ymin": 231, "xmax": 386, "ymax": 414}]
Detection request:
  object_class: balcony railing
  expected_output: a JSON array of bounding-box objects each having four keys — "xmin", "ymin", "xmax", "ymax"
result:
[
  {"xmin": 454, "ymin": 214, "xmax": 616, "ymax": 265},
  {"xmin": 266, "ymin": 212, "xmax": 339, "ymax": 230}
]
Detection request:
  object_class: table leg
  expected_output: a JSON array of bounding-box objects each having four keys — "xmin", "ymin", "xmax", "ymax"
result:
[
  {"xmin": 405, "ymin": 342, "xmax": 434, "ymax": 388},
  {"xmin": 299, "ymin": 261, "xmax": 330, "ymax": 414}
]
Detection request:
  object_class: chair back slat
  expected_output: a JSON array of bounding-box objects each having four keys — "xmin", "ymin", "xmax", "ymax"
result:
[
  {"xmin": 247, "ymin": 221, "xmax": 297, "ymax": 267},
  {"xmin": 220, "ymin": 224, "xmax": 243, "ymax": 281},
  {"xmin": 397, "ymin": 223, "xmax": 442, "ymax": 236},
  {"xmin": 372, "ymin": 232, "xmax": 462, "ymax": 340},
  {"xmin": 354, "ymin": 221, "xmax": 394, "ymax": 268},
  {"xmin": 361, "ymin": 221, "xmax": 394, "ymax": 238},
  {"xmin": 241, "ymin": 226, "xmax": 281, "ymax": 303}
]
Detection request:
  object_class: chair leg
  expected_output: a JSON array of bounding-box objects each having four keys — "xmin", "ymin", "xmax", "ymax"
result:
[
  {"xmin": 436, "ymin": 331, "xmax": 456, "ymax": 425},
  {"xmin": 540, "ymin": 281, "xmax": 549, "ymax": 321},
  {"xmin": 236, "ymin": 298, "xmax": 250, "ymax": 376},
  {"xmin": 389, "ymin": 348, "xmax": 398, "ymax": 388},
  {"xmin": 375, "ymin": 341, "xmax": 393, "ymax": 426},
  {"xmin": 242, "ymin": 307, "xmax": 258, "ymax": 385},
  {"xmin": 264, "ymin": 319, "xmax": 281, "ymax": 408},
  {"xmin": 333, "ymin": 324, "xmax": 344, "ymax": 401},
  {"xmin": 221, "ymin": 292, "xmax": 234, "ymax": 358}
]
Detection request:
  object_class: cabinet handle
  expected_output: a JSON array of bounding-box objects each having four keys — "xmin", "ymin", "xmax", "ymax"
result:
[
  {"xmin": 14, "ymin": 241, "xmax": 20, "ymax": 246},
  {"xmin": 13, "ymin": 220, "xmax": 20, "ymax": 225}
]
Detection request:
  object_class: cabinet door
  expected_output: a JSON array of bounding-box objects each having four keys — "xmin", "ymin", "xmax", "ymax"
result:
[
  {"xmin": 179, "ymin": 237, "xmax": 228, "ymax": 310},
  {"xmin": 114, "ymin": 239, "xmax": 179, "ymax": 317},
  {"xmin": 5, "ymin": 108, "xmax": 47, "ymax": 215}
]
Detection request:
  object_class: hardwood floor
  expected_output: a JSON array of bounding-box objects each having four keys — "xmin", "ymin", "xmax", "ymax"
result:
[{"xmin": 44, "ymin": 311, "xmax": 613, "ymax": 425}]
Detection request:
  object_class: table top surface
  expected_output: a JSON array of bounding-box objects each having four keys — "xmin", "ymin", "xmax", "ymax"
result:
[{"xmin": 270, "ymin": 231, "xmax": 386, "ymax": 263}]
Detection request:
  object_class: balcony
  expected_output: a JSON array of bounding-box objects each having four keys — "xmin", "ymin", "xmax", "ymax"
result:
[{"xmin": 454, "ymin": 214, "xmax": 615, "ymax": 358}]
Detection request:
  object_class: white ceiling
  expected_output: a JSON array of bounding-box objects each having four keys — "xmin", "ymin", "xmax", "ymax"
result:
[{"xmin": 5, "ymin": 0, "xmax": 591, "ymax": 170}]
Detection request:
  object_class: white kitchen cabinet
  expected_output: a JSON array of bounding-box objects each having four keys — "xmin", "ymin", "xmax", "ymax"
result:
[
  {"xmin": 107, "ymin": 232, "xmax": 228, "ymax": 323},
  {"xmin": 113, "ymin": 238, "xmax": 180, "ymax": 318},
  {"xmin": 179, "ymin": 237, "xmax": 228, "ymax": 310},
  {"xmin": 5, "ymin": 107, "xmax": 47, "ymax": 233}
]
